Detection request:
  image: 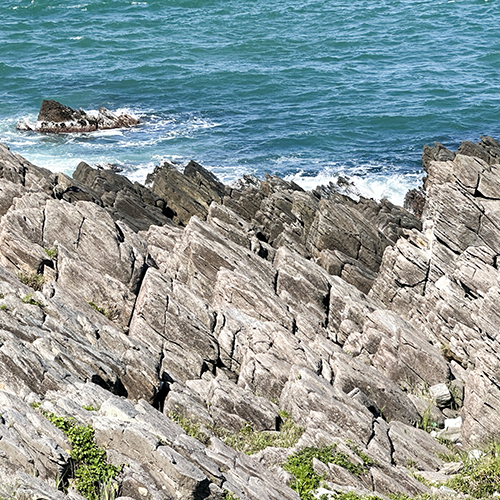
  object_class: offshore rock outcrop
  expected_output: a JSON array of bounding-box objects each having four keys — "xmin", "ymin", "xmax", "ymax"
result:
[
  {"xmin": 1, "ymin": 136, "xmax": 500, "ymax": 499},
  {"xmin": 16, "ymin": 100, "xmax": 139, "ymax": 134}
]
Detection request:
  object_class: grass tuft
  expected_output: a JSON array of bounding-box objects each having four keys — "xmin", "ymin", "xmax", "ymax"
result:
[
  {"xmin": 446, "ymin": 441, "xmax": 500, "ymax": 498},
  {"xmin": 17, "ymin": 270, "xmax": 45, "ymax": 291},
  {"xmin": 44, "ymin": 247, "xmax": 58, "ymax": 259},
  {"xmin": 169, "ymin": 412, "xmax": 211, "ymax": 446},
  {"xmin": 82, "ymin": 405, "xmax": 100, "ymax": 412},
  {"xmin": 21, "ymin": 293, "xmax": 45, "ymax": 307},
  {"xmin": 220, "ymin": 414, "xmax": 304, "ymax": 455},
  {"xmin": 88, "ymin": 301, "xmax": 114, "ymax": 320},
  {"xmin": 222, "ymin": 491, "xmax": 240, "ymax": 500}
]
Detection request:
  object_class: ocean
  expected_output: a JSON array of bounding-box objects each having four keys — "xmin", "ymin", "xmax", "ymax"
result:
[{"xmin": 1, "ymin": 0, "xmax": 499, "ymax": 206}]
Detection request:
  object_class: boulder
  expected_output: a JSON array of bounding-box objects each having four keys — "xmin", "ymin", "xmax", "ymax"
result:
[
  {"xmin": 207, "ymin": 375, "xmax": 278, "ymax": 432},
  {"xmin": 17, "ymin": 100, "xmax": 139, "ymax": 133}
]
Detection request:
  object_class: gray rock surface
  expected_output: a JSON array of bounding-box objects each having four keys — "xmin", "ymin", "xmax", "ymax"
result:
[{"xmin": 3, "ymin": 136, "xmax": 500, "ymax": 499}]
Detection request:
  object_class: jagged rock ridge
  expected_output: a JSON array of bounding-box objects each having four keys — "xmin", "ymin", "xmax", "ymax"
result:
[{"xmin": 1, "ymin": 136, "xmax": 500, "ymax": 499}]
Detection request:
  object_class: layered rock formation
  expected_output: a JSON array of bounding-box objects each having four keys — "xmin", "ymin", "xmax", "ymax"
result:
[
  {"xmin": 16, "ymin": 100, "xmax": 139, "ymax": 134},
  {"xmin": 1, "ymin": 136, "xmax": 500, "ymax": 499}
]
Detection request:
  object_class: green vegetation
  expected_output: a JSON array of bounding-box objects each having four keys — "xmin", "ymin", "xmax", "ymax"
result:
[
  {"xmin": 42, "ymin": 412, "xmax": 121, "ymax": 500},
  {"xmin": 318, "ymin": 493, "xmax": 385, "ymax": 500},
  {"xmin": 409, "ymin": 472, "xmax": 434, "ymax": 488},
  {"xmin": 416, "ymin": 406, "xmax": 438, "ymax": 433},
  {"xmin": 0, "ymin": 305, "xmax": 7, "ymax": 311},
  {"xmin": 222, "ymin": 491, "xmax": 240, "ymax": 500},
  {"xmin": 169, "ymin": 412, "xmax": 211, "ymax": 446},
  {"xmin": 0, "ymin": 293, "xmax": 4, "ymax": 299},
  {"xmin": 29, "ymin": 401, "xmax": 41, "ymax": 410},
  {"xmin": 44, "ymin": 247, "xmax": 58, "ymax": 259},
  {"xmin": 82, "ymin": 405, "xmax": 100, "ymax": 412},
  {"xmin": 283, "ymin": 444, "xmax": 374, "ymax": 500},
  {"xmin": 446, "ymin": 442, "xmax": 500, "ymax": 498},
  {"xmin": 220, "ymin": 411, "xmax": 304, "ymax": 455},
  {"xmin": 88, "ymin": 301, "xmax": 114, "ymax": 320},
  {"xmin": 169, "ymin": 409, "xmax": 303, "ymax": 455},
  {"xmin": 345, "ymin": 441, "xmax": 375, "ymax": 468},
  {"xmin": 17, "ymin": 270, "xmax": 45, "ymax": 291},
  {"xmin": 21, "ymin": 293, "xmax": 45, "ymax": 307}
]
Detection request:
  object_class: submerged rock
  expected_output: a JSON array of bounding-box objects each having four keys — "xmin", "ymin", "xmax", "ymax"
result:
[{"xmin": 17, "ymin": 100, "xmax": 139, "ymax": 133}]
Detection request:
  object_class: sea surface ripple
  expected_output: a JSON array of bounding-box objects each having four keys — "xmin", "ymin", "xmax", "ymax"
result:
[{"xmin": 1, "ymin": 0, "xmax": 499, "ymax": 204}]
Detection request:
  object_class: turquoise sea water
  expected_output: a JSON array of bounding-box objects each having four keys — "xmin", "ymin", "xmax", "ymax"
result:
[{"xmin": 1, "ymin": 0, "xmax": 499, "ymax": 205}]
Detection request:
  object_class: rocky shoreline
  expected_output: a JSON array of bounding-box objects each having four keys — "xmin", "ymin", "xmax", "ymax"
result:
[{"xmin": 1, "ymin": 136, "xmax": 500, "ymax": 500}]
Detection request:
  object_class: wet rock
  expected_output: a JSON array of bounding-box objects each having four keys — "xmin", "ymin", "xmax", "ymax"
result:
[{"xmin": 17, "ymin": 100, "xmax": 139, "ymax": 134}]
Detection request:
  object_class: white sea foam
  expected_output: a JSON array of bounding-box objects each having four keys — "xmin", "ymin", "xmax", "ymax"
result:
[{"xmin": 285, "ymin": 167, "xmax": 423, "ymax": 207}]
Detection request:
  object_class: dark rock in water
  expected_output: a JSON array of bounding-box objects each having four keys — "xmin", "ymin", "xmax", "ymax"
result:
[
  {"xmin": 404, "ymin": 187, "xmax": 426, "ymax": 218},
  {"xmin": 38, "ymin": 99, "xmax": 84, "ymax": 123},
  {"xmin": 16, "ymin": 99, "xmax": 139, "ymax": 133}
]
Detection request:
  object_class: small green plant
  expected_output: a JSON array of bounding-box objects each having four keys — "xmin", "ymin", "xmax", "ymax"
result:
[
  {"xmin": 283, "ymin": 445, "xmax": 373, "ymax": 500},
  {"xmin": 169, "ymin": 412, "xmax": 211, "ymax": 446},
  {"xmin": 416, "ymin": 406, "xmax": 438, "ymax": 433},
  {"xmin": 0, "ymin": 293, "xmax": 4, "ymax": 299},
  {"xmin": 319, "ymin": 493, "xmax": 385, "ymax": 500},
  {"xmin": 446, "ymin": 441, "xmax": 500, "ymax": 498},
  {"xmin": 346, "ymin": 440, "xmax": 375, "ymax": 467},
  {"xmin": 30, "ymin": 402, "xmax": 41, "ymax": 410},
  {"xmin": 82, "ymin": 405, "xmax": 100, "ymax": 412},
  {"xmin": 21, "ymin": 293, "xmax": 45, "ymax": 307},
  {"xmin": 42, "ymin": 412, "xmax": 121, "ymax": 500},
  {"xmin": 0, "ymin": 305, "xmax": 7, "ymax": 311},
  {"xmin": 88, "ymin": 301, "xmax": 114, "ymax": 320},
  {"xmin": 222, "ymin": 491, "xmax": 240, "ymax": 500},
  {"xmin": 17, "ymin": 270, "xmax": 45, "ymax": 291},
  {"xmin": 410, "ymin": 471, "xmax": 434, "ymax": 487},
  {"xmin": 220, "ymin": 413, "xmax": 304, "ymax": 455},
  {"xmin": 44, "ymin": 247, "xmax": 58, "ymax": 259}
]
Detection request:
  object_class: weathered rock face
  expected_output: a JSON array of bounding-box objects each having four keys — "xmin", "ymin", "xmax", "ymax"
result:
[
  {"xmin": 370, "ymin": 140, "xmax": 500, "ymax": 446},
  {"xmin": 16, "ymin": 100, "xmax": 139, "ymax": 134},
  {"xmin": 2, "ymin": 136, "xmax": 500, "ymax": 499},
  {"xmin": 146, "ymin": 160, "xmax": 226, "ymax": 226}
]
